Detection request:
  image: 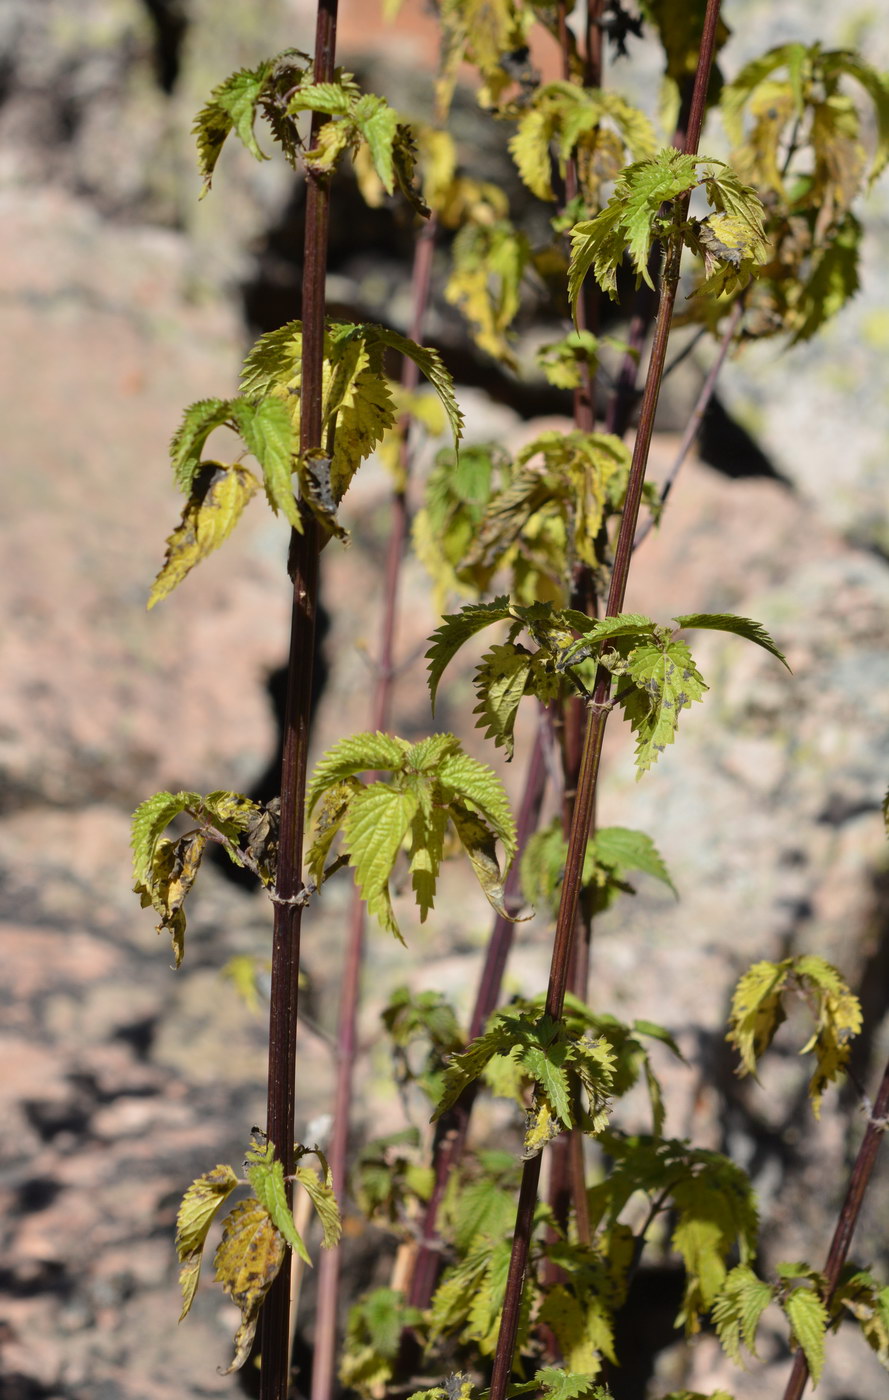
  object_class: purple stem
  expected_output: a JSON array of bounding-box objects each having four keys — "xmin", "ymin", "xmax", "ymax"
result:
[{"xmin": 259, "ymin": 3, "xmax": 338, "ymax": 1397}]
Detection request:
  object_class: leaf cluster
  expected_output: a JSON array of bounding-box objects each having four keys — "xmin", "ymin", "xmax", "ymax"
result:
[
  {"xmin": 507, "ymin": 82, "xmax": 657, "ymax": 208},
  {"xmin": 382, "ymin": 985, "xmax": 466, "ymax": 1105},
  {"xmin": 726, "ymin": 954, "xmax": 863, "ymax": 1116},
  {"xmin": 305, "ymin": 731, "xmax": 519, "ymax": 942},
  {"xmin": 711, "ymin": 44, "xmax": 889, "ymax": 342},
  {"xmin": 175, "ymin": 1134, "xmax": 340, "ymax": 1373},
  {"xmin": 520, "ymin": 818, "xmax": 676, "ymax": 921},
  {"xmin": 429, "ymin": 604, "xmax": 785, "ymax": 775},
  {"xmin": 194, "ymin": 51, "xmax": 426, "ymax": 212},
  {"xmin": 568, "ymin": 150, "xmax": 769, "ymax": 307},
  {"xmin": 433, "ymin": 1004, "xmax": 615, "ymax": 1159},
  {"xmin": 340, "ymin": 1287, "xmax": 426, "ymax": 1396},
  {"xmin": 150, "ymin": 321, "xmax": 461, "ymax": 603},
  {"xmin": 588, "ymin": 1132, "xmax": 760, "ymax": 1334}
]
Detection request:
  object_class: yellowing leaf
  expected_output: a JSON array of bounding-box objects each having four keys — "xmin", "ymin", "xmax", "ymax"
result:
[
  {"xmin": 294, "ymin": 1161, "xmax": 342, "ymax": 1249},
  {"xmin": 445, "ymin": 220, "xmax": 531, "ymax": 367},
  {"xmin": 148, "ymin": 463, "xmax": 259, "ymax": 608},
  {"xmin": 175, "ymin": 1164, "xmax": 240, "ymax": 1320},
  {"xmin": 727, "ymin": 956, "xmax": 862, "ymax": 1114},
  {"xmin": 214, "ymin": 1199, "xmax": 286, "ymax": 1373},
  {"xmin": 523, "ymin": 1098, "xmax": 561, "ymax": 1158}
]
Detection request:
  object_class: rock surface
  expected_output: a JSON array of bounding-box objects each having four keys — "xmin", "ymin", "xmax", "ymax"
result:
[{"xmin": 2, "ymin": 4, "xmax": 889, "ymax": 1399}]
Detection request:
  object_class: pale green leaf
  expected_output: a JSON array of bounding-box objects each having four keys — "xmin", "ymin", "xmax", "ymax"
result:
[
  {"xmin": 357, "ymin": 323, "xmax": 463, "ymax": 448},
  {"xmin": 555, "ymin": 614, "xmax": 656, "ymax": 671},
  {"xmin": 408, "ymin": 804, "xmax": 449, "ymax": 922},
  {"xmin": 673, "ymin": 613, "xmax": 789, "ymax": 669},
  {"xmin": 244, "ymin": 1136, "xmax": 311, "ymax": 1265},
  {"xmin": 426, "ymin": 597, "xmax": 513, "ymax": 713},
  {"xmin": 712, "ymin": 1264, "xmax": 774, "ymax": 1363},
  {"xmin": 533, "ymin": 1368, "xmax": 611, "ymax": 1400},
  {"xmin": 593, "ymin": 826, "xmax": 678, "ymax": 896},
  {"xmin": 352, "ymin": 93, "xmax": 400, "ymax": 192},
  {"xmin": 473, "ymin": 643, "xmax": 534, "ymax": 759},
  {"xmin": 306, "ymin": 732, "xmax": 409, "ymax": 814},
  {"xmin": 170, "ymin": 398, "xmax": 236, "ymax": 493},
  {"xmin": 344, "ymin": 783, "xmax": 418, "ymax": 942},
  {"xmin": 437, "ymin": 751, "xmax": 517, "ymax": 862},
  {"xmin": 446, "ymin": 802, "xmax": 515, "ymax": 922},
  {"xmin": 727, "ymin": 959, "xmax": 791, "ymax": 1077},
  {"xmin": 234, "ymin": 397, "xmax": 300, "ymax": 529},
  {"xmin": 194, "ymin": 59, "xmax": 277, "ymax": 194},
  {"xmin": 620, "ymin": 638, "xmax": 708, "ymax": 776},
  {"xmin": 131, "ymin": 790, "xmax": 202, "ymax": 887},
  {"xmin": 783, "ymin": 1286, "xmax": 828, "ymax": 1386}
]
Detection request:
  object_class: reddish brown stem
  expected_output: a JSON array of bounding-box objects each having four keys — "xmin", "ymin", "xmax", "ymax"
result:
[
  {"xmin": 487, "ymin": 5, "xmax": 723, "ymax": 1393},
  {"xmin": 309, "ymin": 214, "xmax": 439, "ymax": 1400},
  {"xmin": 782, "ymin": 1060, "xmax": 889, "ymax": 1400},
  {"xmin": 259, "ymin": 4, "xmax": 338, "ymax": 1397}
]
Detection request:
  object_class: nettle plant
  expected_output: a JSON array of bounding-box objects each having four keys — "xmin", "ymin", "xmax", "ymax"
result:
[{"xmin": 130, "ymin": 2, "xmax": 889, "ymax": 1399}]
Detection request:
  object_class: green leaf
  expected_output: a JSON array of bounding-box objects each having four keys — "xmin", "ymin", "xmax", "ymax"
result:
[
  {"xmin": 533, "ymin": 1365, "xmax": 612, "ymax": 1399},
  {"xmin": 214, "ymin": 1199, "xmax": 285, "ymax": 1373},
  {"xmin": 712, "ymin": 1264, "xmax": 775, "ymax": 1364},
  {"xmin": 194, "ymin": 58, "xmax": 278, "ymax": 194},
  {"xmin": 447, "ymin": 1175, "xmax": 517, "ymax": 1252},
  {"xmin": 831, "ymin": 1266, "xmax": 889, "ymax": 1365},
  {"xmin": 306, "ymin": 732, "xmax": 409, "ymax": 814},
  {"xmin": 408, "ymin": 803, "xmax": 449, "ymax": 921},
  {"xmin": 170, "ymin": 398, "xmax": 237, "ymax": 493},
  {"xmin": 472, "ymin": 643, "xmax": 534, "ymax": 760},
  {"xmin": 344, "ymin": 783, "xmax": 418, "ymax": 942},
  {"xmin": 233, "ymin": 397, "xmax": 300, "ymax": 529},
  {"xmin": 175, "ymin": 1164, "xmax": 240, "ymax": 1320},
  {"xmin": 244, "ymin": 1135, "xmax": 311, "ymax": 1265},
  {"xmin": 131, "ymin": 790, "xmax": 201, "ymax": 887},
  {"xmin": 353, "ymin": 93, "xmax": 400, "ymax": 191},
  {"xmin": 782, "ymin": 1285, "xmax": 828, "ymax": 1386},
  {"xmin": 620, "ymin": 638, "xmax": 708, "ymax": 776},
  {"xmin": 569, "ymin": 149, "xmax": 699, "ymax": 306},
  {"xmin": 437, "ymin": 751, "xmax": 517, "ymax": 863},
  {"xmin": 147, "ymin": 463, "xmax": 259, "ymax": 607},
  {"xmin": 555, "ymin": 614, "xmax": 656, "ymax": 671},
  {"xmin": 670, "ymin": 1151, "xmax": 760, "ymax": 1330},
  {"xmin": 593, "ymin": 827, "xmax": 678, "ymax": 897},
  {"xmin": 789, "ymin": 212, "xmax": 862, "ymax": 345},
  {"xmin": 426, "ymin": 598, "xmax": 514, "ymax": 713},
  {"xmin": 672, "ymin": 613, "xmax": 790, "ymax": 669}
]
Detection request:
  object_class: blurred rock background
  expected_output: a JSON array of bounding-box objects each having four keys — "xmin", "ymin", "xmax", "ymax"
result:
[{"xmin": 1, "ymin": 2, "xmax": 889, "ymax": 1398}]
